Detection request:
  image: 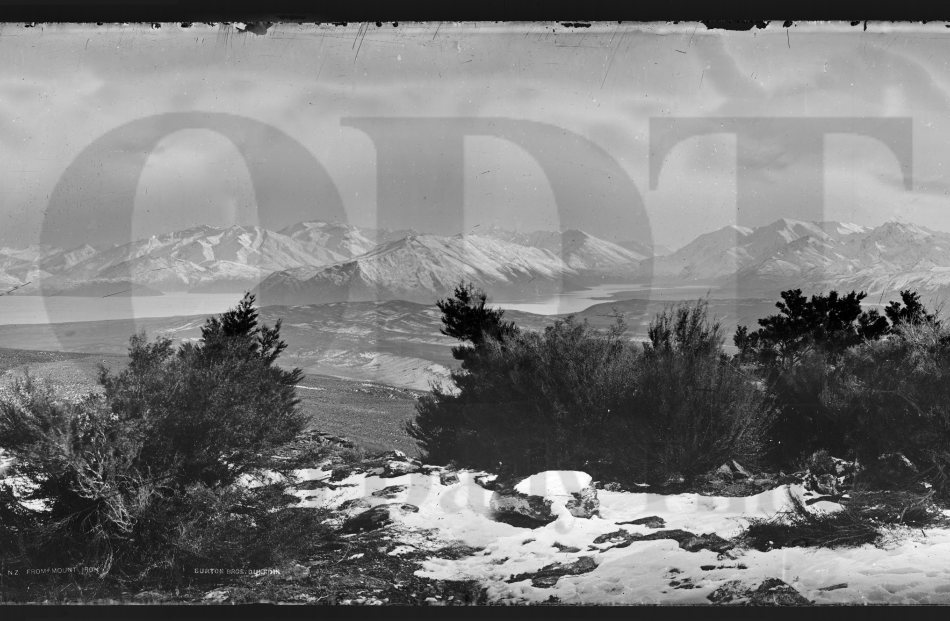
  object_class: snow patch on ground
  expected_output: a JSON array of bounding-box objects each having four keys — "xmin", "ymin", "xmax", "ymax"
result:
[
  {"xmin": 514, "ymin": 471, "xmax": 591, "ymax": 497},
  {"xmin": 290, "ymin": 467, "xmax": 950, "ymax": 605}
]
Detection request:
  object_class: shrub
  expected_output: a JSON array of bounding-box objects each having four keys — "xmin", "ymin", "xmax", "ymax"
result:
[
  {"xmin": 734, "ymin": 288, "xmax": 932, "ymax": 468},
  {"xmin": 626, "ymin": 298, "xmax": 772, "ymax": 482},
  {"xmin": 408, "ymin": 314, "xmax": 637, "ymax": 475},
  {"xmin": 885, "ymin": 289, "xmax": 937, "ymax": 327},
  {"xmin": 734, "ymin": 289, "xmax": 888, "ymax": 367},
  {"xmin": 436, "ymin": 281, "xmax": 519, "ymax": 364},
  {"xmin": 740, "ymin": 486, "xmax": 940, "ymax": 552},
  {"xmin": 0, "ymin": 293, "xmax": 314, "ymax": 587},
  {"xmin": 408, "ymin": 295, "xmax": 771, "ymax": 485},
  {"xmin": 741, "ymin": 490, "xmax": 880, "ymax": 551},
  {"xmin": 759, "ymin": 350, "xmax": 843, "ymax": 465},
  {"xmin": 819, "ymin": 317, "xmax": 950, "ymax": 496}
]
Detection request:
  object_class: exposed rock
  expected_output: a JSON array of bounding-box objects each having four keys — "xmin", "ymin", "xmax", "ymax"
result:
[
  {"xmin": 340, "ymin": 503, "xmax": 419, "ymax": 534},
  {"xmin": 439, "ymin": 471, "xmax": 460, "ymax": 486},
  {"xmin": 748, "ymin": 578, "xmax": 812, "ymax": 606},
  {"xmin": 707, "ymin": 580, "xmax": 752, "ymax": 604},
  {"xmin": 593, "ymin": 529, "xmax": 637, "ymax": 547},
  {"xmin": 592, "ymin": 528, "xmax": 734, "ymax": 554},
  {"xmin": 668, "ymin": 577, "xmax": 697, "ymax": 589},
  {"xmin": 813, "ymin": 473, "xmax": 839, "ymax": 495},
  {"xmin": 552, "ymin": 542, "xmax": 581, "ymax": 553},
  {"xmin": 489, "ymin": 488, "xmax": 556, "ymax": 525},
  {"xmin": 680, "ymin": 532, "xmax": 735, "ymax": 554},
  {"xmin": 702, "ymin": 564, "xmax": 748, "ymax": 571},
  {"xmin": 818, "ymin": 583, "xmax": 848, "ymax": 592},
  {"xmin": 474, "ymin": 474, "xmax": 499, "ymax": 490},
  {"xmin": 507, "ymin": 556, "xmax": 598, "ymax": 588},
  {"xmin": 711, "ymin": 460, "xmax": 752, "ymax": 482},
  {"xmin": 371, "ymin": 485, "xmax": 407, "ymax": 498},
  {"xmin": 297, "ymin": 430, "xmax": 357, "ymax": 450},
  {"xmin": 380, "ymin": 459, "xmax": 423, "ymax": 478},
  {"xmin": 617, "ymin": 515, "xmax": 665, "ymax": 528},
  {"xmin": 339, "ymin": 497, "xmax": 373, "ymax": 512},
  {"xmin": 203, "ymin": 589, "xmax": 231, "ymax": 603},
  {"xmin": 354, "ymin": 450, "xmax": 425, "ymax": 478},
  {"xmin": 801, "ymin": 452, "xmax": 859, "ymax": 496},
  {"xmin": 431, "ymin": 543, "xmax": 485, "ymax": 560},
  {"xmin": 731, "ymin": 460, "xmax": 752, "ymax": 479},
  {"xmin": 297, "ymin": 478, "xmax": 354, "ymax": 491},
  {"xmin": 377, "ymin": 449, "xmax": 408, "ymax": 460},
  {"xmin": 341, "ymin": 505, "xmax": 393, "ymax": 533},
  {"xmin": 488, "ymin": 472, "xmax": 600, "ymax": 524},
  {"xmin": 714, "ymin": 464, "xmax": 735, "ymax": 481},
  {"xmin": 565, "ymin": 485, "xmax": 600, "ymax": 518}
]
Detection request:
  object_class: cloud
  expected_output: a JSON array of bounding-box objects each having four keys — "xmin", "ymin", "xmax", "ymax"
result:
[{"xmin": 1, "ymin": 24, "xmax": 950, "ymax": 249}]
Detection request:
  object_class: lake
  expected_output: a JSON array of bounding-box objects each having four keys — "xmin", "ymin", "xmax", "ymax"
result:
[
  {"xmin": 0, "ymin": 293, "xmax": 245, "ymax": 326},
  {"xmin": 0, "ymin": 286, "xmax": 733, "ymax": 326},
  {"xmin": 492, "ymin": 284, "xmax": 719, "ymax": 315}
]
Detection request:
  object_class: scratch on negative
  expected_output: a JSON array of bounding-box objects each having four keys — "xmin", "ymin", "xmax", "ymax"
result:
[
  {"xmin": 103, "ymin": 289, "xmax": 132, "ymax": 298},
  {"xmin": 354, "ymin": 23, "xmax": 367, "ymax": 64}
]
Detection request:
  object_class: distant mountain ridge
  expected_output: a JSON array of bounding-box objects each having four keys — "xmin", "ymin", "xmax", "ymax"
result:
[
  {"xmin": 6, "ymin": 217, "xmax": 950, "ymax": 302},
  {"xmin": 254, "ymin": 233, "xmax": 589, "ymax": 305},
  {"xmin": 479, "ymin": 227, "xmax": 649, "ymax": 269},
  {"xmin": 0, "ymin": 221, "xmax": 655, "ymax": 298},
  {"xmin": 639, "ymin": 217, "xmax": 950, "ymax": 299}
]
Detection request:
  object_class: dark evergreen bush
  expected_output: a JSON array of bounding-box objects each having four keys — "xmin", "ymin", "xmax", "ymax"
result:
[
  {"xmin": 734, "ymin": 288, "xmax": 929, "ymax": 467},
  {"xmin": 820, "ymin": 318, "xmax": 950, "ymax": 495},
  {"xmin": 0, "ymin": 293, "xmax": 320, "ymax": 586},
  {"xmin": 408, "ymin": 288, "xmax": 771, "ymax": 485},
  {"xmin": 408, "ymin": 313, "xmax": 635, "ymax": 474}
]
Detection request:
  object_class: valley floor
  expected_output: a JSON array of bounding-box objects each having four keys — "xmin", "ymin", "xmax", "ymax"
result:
[{"xmin": 0, "ymin": 347, "xmax": 425, "ymax": 458}]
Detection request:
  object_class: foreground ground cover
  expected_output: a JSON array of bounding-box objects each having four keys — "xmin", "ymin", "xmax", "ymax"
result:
[{"xmin": 277, "ymin": 451, "xmax": 950, "ymax": 605}]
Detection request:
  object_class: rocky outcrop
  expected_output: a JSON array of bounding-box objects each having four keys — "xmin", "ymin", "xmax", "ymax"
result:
[
  {"xmin": 800, "ymin": 452, "xmax": 860, "ymax": 504},
  {"xmin": 748, "ymin": 578, "xmax": 813, "ymax": 606},
  {"xmin": 489, "ymin": 487, "xmax": 557, "ymax": 525},
  {"xmin": 507, "ymin": 556, "xmax": 598, "ymax": 588},
  {"xmin": 439, "ymin": 471, "xmax": 460, "ymax": 486},
  {"xmin": 709, "ymin": 460, "xmax": 753, "ymax": 482},
  {"xmin": 488, "ymin": 471, "xmax": 600, "ymax": 525},
  {"xmin": 592, "ymin": 528, "xmax": 734, "ymax": 554},
  {"xmin": 371, "ymin": 484, "xmax": 407, "ymax": 499},
  {"xmin": 301, "ymin": 430, "xmax": 357, "ymax": 450},
  {"xmin": 340, "ymin": 503, "xmax": 419, "ymax": 533},
  {"xmin": 565, "ymin": 485, "xmax": 600, "ymax": 518},
  {"xmin": 616, "ymin": 515, "xmax": 665, "ymax": 528},
  {"xmin": 708, "ymin": 578, "xmax": 811, "ymax": 606},
  {"xmin": 474, "ymin": 474, "xmax": 500, "ymax": 490}
]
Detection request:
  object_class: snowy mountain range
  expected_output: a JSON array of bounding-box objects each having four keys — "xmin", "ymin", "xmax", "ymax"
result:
[
  {"xmin": 5, "ymin": 217, "xmax": 950, "ymax": 303},
  {"xmin": 255, "ymin": 234, "xmax": 592, "ymax": 305},
  {"xmin": 0, "ymin": 221, "xmax": 646, "ymax": 300},
  {"xmin": 635, "ymin": 218, "xmax": 950, "ymax": 299}
]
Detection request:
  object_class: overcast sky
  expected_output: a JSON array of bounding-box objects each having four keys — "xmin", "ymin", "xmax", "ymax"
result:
[{"xmin": 2, "ymin": 22, "xmax": 950, "ymax": 251}]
